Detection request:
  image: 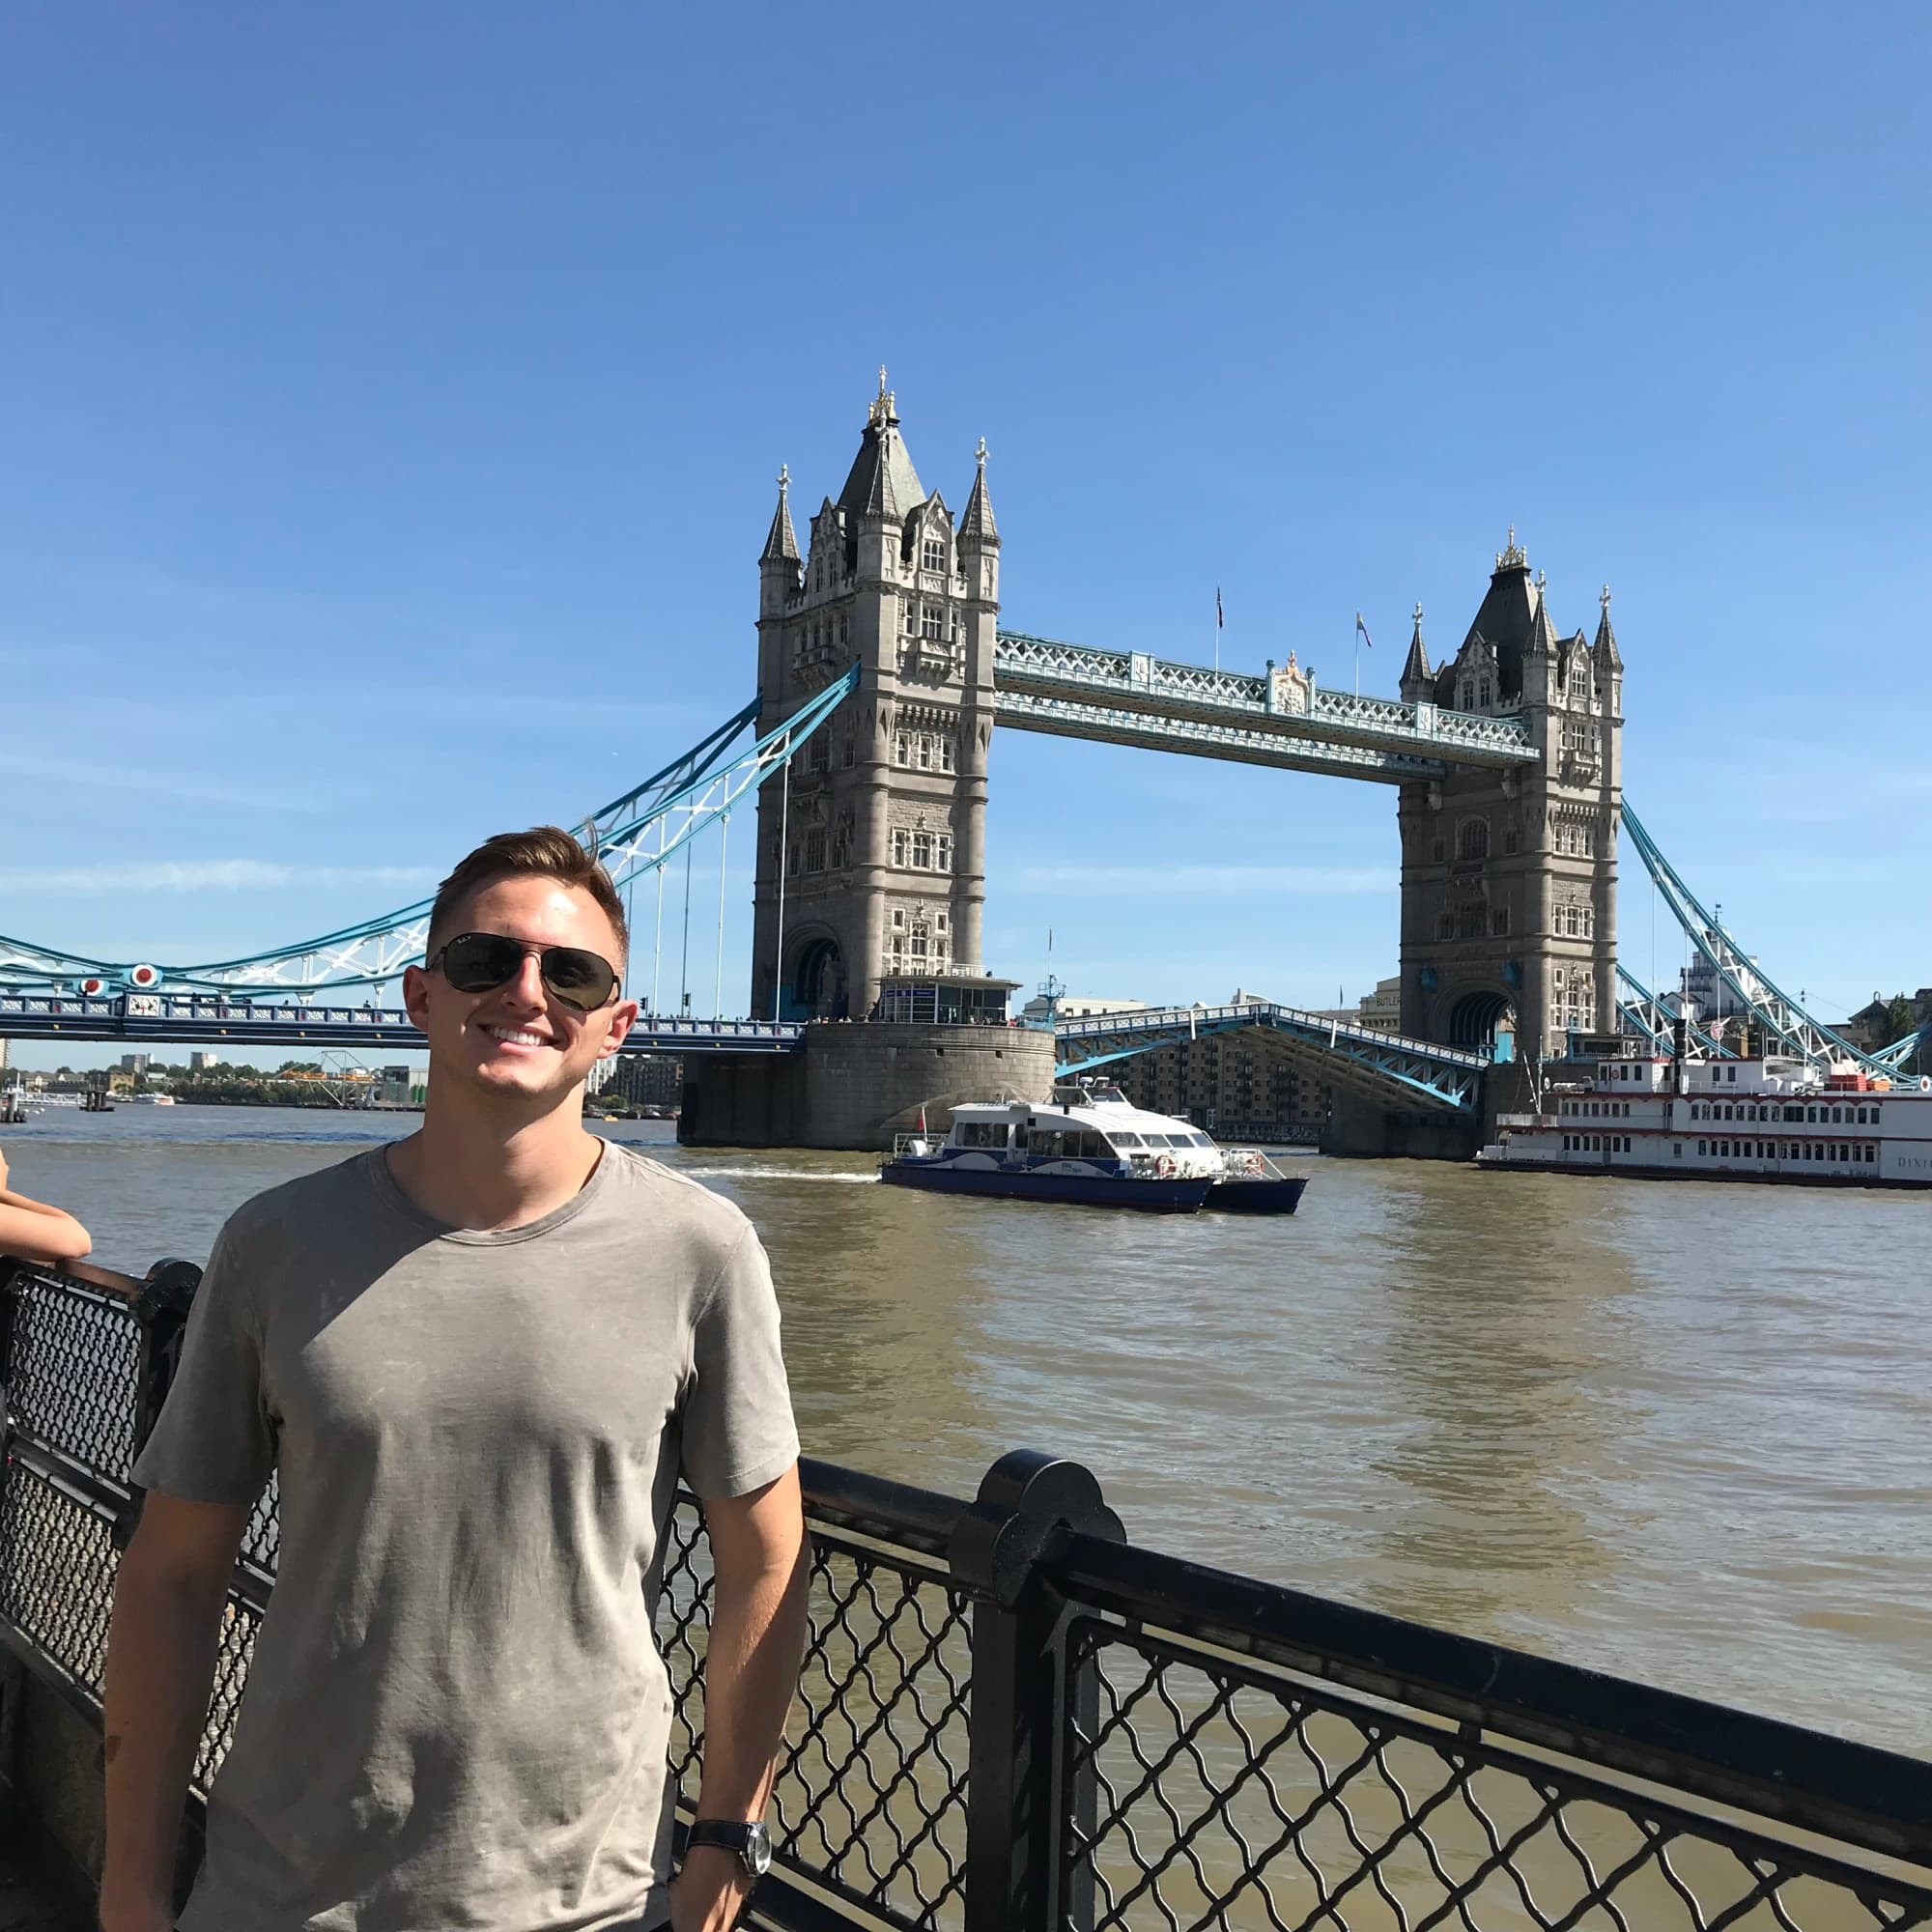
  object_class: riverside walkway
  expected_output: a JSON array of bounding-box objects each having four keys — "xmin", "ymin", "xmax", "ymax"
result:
[{"xmin": 3, "ymin": 1249, "xmax": 1929, "ymax": 1930}]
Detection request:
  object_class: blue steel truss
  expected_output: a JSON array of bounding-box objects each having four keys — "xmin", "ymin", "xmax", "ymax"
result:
[
  {"xmin": 0, "ymin": 671, "xmax": 857, "ymax": 1003},
  {"xmin": 1619, "ymin": 804, "xmax": 1896, "ymax": 1076},
  {"xmin": 994, "ymin": 630, "xmax": 1539, "ymax": 782},
  {"xmin": 1615, "ymin": 965, "xmax": 1736, "ymax": 1059},
  {"xmin": 1053, "ymin": 1001, "xmax": 1491, "ymax": 1113}
]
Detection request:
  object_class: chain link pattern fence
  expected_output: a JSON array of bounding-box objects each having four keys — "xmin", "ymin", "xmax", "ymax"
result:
[{"xmin": 5, "ymin": 1252, "xmax": 1929, "ymax": 1931}]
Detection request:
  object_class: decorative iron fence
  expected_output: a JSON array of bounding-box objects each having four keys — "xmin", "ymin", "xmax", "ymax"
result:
[{"xmin": 3, "ymin": 1251, "xmax": 1929, "ymax": 1931}]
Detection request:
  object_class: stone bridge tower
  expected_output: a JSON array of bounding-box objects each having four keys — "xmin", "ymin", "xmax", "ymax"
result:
[
  {"xmin": 1395, "ymin": 535, "xmax": 1623, "ymax": 1062},
  {"xmin": 749, "ymin": 375, "xmax": 1000, "ymax": 1020}
]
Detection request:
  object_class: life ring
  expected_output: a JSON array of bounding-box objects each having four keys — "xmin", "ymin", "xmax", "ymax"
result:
[
  {"xmin": 1153, "ymin": 1153, "xmax": 1177, "ymax": 1179},
  {"xmin": 1237, "ymin": 1150, "xmax": 1264, "ymax": 1176},
  {"xmin": 1920, "ymin": 1076, "xmax": 1930, "ymax": 1092}
]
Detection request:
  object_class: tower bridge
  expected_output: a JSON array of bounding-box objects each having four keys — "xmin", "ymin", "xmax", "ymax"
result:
[{"xmin": 6, "ymin": 373, "xmax": 1917, "ymax": 1149}]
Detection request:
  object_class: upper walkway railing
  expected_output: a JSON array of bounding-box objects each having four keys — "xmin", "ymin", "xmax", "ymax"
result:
[
  {"xmin": 0, "ymin": 990, "xmax": 803, "ymax": 1054},
  {"xmin": 3, "ymin": 1251, "xmax": 1927, "ymax": 1930},
  {"xmin": 995, "ymin": 630, "xmax": 1540, "ymax": 782}
]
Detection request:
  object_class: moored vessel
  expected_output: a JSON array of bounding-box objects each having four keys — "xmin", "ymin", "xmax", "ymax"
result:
[
  {"xmin": 879, "ymin": 1082, "xmax": 1310, "ymax": 1214},
  {"xmin": 1478, "ymin": 1034, "xmax": 1932, "ymax": 1189}
]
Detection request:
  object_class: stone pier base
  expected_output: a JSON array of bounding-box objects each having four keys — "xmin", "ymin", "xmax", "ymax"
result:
[
  {"xmin": 680, "ymin": 1023, "xmax": 1056, "ymax": 1151},
  {"xmin": 1320, "ymin": 1060, "xmax": 1529, "ymax": 1162}
]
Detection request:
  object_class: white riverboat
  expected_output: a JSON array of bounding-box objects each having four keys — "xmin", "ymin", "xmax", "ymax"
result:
[
  {"xmin": 881, "ymin": 1082, "xmax": 1310, "ymax": 1214},
  {"xmin": 1478, "ymin": 1037, "xmax": 1932, "ymax": 1189}
]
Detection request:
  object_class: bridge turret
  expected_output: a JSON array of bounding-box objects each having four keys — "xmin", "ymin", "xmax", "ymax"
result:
[
  {"xmin": 1398, "ymin": 533, "xmax": 1623, "ymax": 1061},
  {"xmin": 1398, "ymin": 603, "xmax": 1431, "ymax": 704},
  {"xmin": 757, "ymin": 466, "xmax": 803, "ymax": 618},
  {"xmin": 749, "ymin": 375, "xmax": 1001, "ymax": 1024}
]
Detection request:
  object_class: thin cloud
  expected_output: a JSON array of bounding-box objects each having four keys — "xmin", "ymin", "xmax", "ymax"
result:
[
  {"xmin": 0, "ymin": 861, "xmax": 433, "ymax": 896},
  {"xmin": 1007, "ymin": 863, "xmax": 1389, "ymax": 896},
  {"xmin": 0, "ymin": 752, "xmax": 322, "ymax": 812}
]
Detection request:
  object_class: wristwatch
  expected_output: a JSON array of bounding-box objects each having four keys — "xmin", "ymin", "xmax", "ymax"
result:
[{"xmin": 687, "ymin": 1818, "xmax": 774, "ymax": 1880}]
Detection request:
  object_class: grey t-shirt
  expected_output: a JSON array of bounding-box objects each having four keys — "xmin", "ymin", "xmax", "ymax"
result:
[{"xmin": 131, "ymin": 1142, "xmax": 799, "ymax": 1932}]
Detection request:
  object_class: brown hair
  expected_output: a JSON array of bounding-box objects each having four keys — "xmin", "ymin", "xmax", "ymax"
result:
[{"xmin": 426, "ymin": 827, "xmax": 629, "ymax": 960}]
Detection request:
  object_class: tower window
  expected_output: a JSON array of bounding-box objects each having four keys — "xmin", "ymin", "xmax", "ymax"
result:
[
  {"xmin": 921, "ymin": 602, "xmax": 947, "ymax": 640},
  {"xmin": 892, "ymin": 830, "xmax": 908, "ymax": 867},
  {"xmin": 912, "ymin": 830, "xmax": 933, "ymax": 869},
  {"xmin": 904, "ymin": 599, "xmax": 917, "ymax": 635},
  {"xmin": 922, "ymin": 535, "xmax": 946, "ymax": 573},
  {"xmin": 937, "ymin": 834, "xmax": 952, "ymax": 871},
  {"xmin": 1492, "ymin": 906, "xmax": 1510, "ymax": 936},
  {"xmin": 804, "ymin": 830, "xmax": 827, "ymax": 872}
]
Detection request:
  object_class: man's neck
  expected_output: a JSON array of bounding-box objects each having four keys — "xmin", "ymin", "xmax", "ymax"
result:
[{"xmin": 387, "ymin": 1093, "xmax": 604, "ymax": 1233}]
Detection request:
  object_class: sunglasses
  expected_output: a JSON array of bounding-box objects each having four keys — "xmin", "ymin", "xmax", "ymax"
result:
[{"xmin": 427, "ymin": 932, "xmax": 620, "ymax": 1012}]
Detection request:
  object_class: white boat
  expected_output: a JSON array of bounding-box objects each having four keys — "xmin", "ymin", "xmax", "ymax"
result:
[
  {"xmin": 881, "ymin": 1081, "xmax": 1309, "ymax": 1214},
  {"xmin": 1478, "ymin": 1039, "xmax": 1932, "ymax": 1189}
]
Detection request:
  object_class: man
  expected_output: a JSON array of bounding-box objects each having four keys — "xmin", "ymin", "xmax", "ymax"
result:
[{"xmin": 102, "ymin": 827, "xmax": 809, "ymax": 1932}]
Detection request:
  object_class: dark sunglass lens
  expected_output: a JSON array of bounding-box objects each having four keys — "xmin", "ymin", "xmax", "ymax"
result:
[
  {"xmin": 541, "ymin": 947, "xmax": 615, "ymax": 1009},
  {"xmin": 440, "ymin": 933, "xmax": 525, "ymax": 992}
]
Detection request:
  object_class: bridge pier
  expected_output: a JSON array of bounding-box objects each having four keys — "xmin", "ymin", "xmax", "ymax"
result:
[{"xmin": 679, "ymin": 1022, "xmax": 1055, "ymax": 1151}]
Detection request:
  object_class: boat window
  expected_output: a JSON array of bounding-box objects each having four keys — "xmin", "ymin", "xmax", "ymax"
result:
[
  {"xmin": 1189, "ymin": 1132, "xmax": 1214, "ymax": 1148},
  {"xmin": 1111, "ymin": 1130, "xmax": 1143, "ymax": 1149}
]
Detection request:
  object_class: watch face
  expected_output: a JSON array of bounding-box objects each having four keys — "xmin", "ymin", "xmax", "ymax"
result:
[{"xmin": 746, "ymin": 1821, "xmax": 774, "ymax": 1876}]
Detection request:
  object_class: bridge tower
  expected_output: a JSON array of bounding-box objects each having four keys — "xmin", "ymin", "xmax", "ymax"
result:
[
  {"xmin": 749, "ymin": 374, "xmax": 1000, "ymax": 1021},
  {"xmin": 1396, "ymin": 535, "xmax": 1623, "ymax": 1061}
]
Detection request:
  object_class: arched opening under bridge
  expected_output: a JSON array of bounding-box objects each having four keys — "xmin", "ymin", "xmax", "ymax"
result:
[
  {"xmin": 1448, "ymin": 989, "xmax": 1516, "ymax": 1060},
  {"xmin": 786, "ymin": 935, "xmax": 847, "ymax": 1022}
]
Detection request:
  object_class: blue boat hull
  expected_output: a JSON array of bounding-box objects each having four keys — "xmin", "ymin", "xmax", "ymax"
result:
[
  {"xmin": 1203, "ymin": 1176, "xmax": 1309, "ymax": 1215},
  {"xmin": 879, "ymin": 1160, "xmax": 1212, "ymax": 1213}
]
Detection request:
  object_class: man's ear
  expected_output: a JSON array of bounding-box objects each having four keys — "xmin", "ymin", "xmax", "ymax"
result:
[
  {"xmin": 596, "ymin": 998, "xmax": 641, "ymax": 1061},
  {"xmin": 401, "ymin": 963, "xmax": 433, "ymax": 1032}
]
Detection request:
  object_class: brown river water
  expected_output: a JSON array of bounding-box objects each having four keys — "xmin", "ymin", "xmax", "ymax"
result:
[{"xmin": 3, "ymin": 1105, "xmax": 1925, "ymax": 1756}]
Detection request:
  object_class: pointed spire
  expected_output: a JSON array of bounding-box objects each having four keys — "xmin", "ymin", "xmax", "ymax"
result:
[
  {"xmin": 760, "ymin": 463, "xmax": 801, "ymax": 565},
  {"xmin": 1399, "ymin": 601, "xmax": 1431, "ymax": 695},
  {"xmin": 1495, "ymin": 525, "xmax": 1527, "ymax": 572},
  {"xmin": 959, "ymin": 436, "xmax": 999, "ymax": 545},
  {"xmin": 1594, "ymin": 582, "xmax": 1622, "ymax": 668},
  {"xmin": 1527, "ymin": 582, "xmax": 1560, "ymax": 657},
  {"xmin": 839, "ymin": 368, "xmax": 923, "ymax": 524}
]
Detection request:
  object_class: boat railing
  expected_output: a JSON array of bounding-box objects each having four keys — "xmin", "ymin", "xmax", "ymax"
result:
[{"xmin": 4, "ymin": 1250, "xmax": 1928, "ymax": 1929}]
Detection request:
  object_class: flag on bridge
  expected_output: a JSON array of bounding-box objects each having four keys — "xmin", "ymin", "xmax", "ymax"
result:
[
  {"xmin": 1216, "ymin": 586, "xmax": 1224, "ymax": 630},
  {"xmin": 1355, "ymin": 611, "xmax": 1374, "ymax": 649}
]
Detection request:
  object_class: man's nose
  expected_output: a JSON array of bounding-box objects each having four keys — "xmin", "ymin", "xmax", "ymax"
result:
[{"xmin": 504, "ymin": 952, "xmax": 549, "ymax": 1009}]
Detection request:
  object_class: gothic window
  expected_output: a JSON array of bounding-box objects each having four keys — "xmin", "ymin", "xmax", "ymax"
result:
[
  {"xmin": 1437, "ymin": 914, "xmax": 1455, "ymax": 940},
  {"xmin": 1570, "ymin": 663, "xmax": 1590, "ymax": 699},
  {"xmin": 809, "ymin": 733, "xmax": 829, "ymax": 775},
  {"xmin": 892, "ymin": 829, "xmax": 908, "ymax": 867},
  {"xmin": 1478, "ymin": 681, "xmax": 1492, "ymax": 708},
  {"xmin": 912, "ymin": 830, "xmax": 933, "ymax": 869},
  {"xmin": 893, "ymin": 909, "xmax": 904, "ymax": 929},
  {"xmin": 1504, "ymin": 829, "xmax": 1519, "ymax": 855},
  {"xmin": 1457, "ymin": 904, "xmax": 1486, "ymax": 940},
  {"xmin": 936, "ymin": 911, "xmax": 948, "ymax": 931},
  {"xmin": 895, "ymin": 732, "xmax": 910, "ymax": 767},
  {"xmin": 939, "ymin": 733, "xmax": 955, "ymax": 772},
  {"xmin": 841, "ymin": 728, "xmax": 855, "ymax": 770},
  {"xmin": 787, "ymin": 841, "xmax": 801, "ymax": 878},
  {"xmin": 804, "ymin": 830, "xmax": 827, "ymax": 872},
  {"xmin": 904, "ymin": 598, "xmax": 917, "ymax": 635},
  {"xmin": 916, "ymin": 734, "xmax": 932, "ymax": 770},
  {"xmin": 921, "ymin": 602, "xmax": 947, "ymax": 641},
  {"xmin": 1431, "ymin": 838, "xmax": 1445, "ymax": 863},
  {"xmin": 937, "ymin": 834, "xmax": 952, "ymax": 872},
  {"xmin": 831, "ymin": 816, "xmax": 852, "ymax": 867},
  {"xmin": 1492, "ymin": 906, "xmax": 1511, "ymax": 936},
  {"xmin": 922, "ymin": 535, "xmax": 946, "ymax": 573},
  {"xmin": 1457, "ymin": 819, "xmax": 1490, "ymax": 862}
]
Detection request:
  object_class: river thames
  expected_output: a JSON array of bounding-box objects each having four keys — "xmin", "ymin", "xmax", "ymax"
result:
[{"xmin": 4, "ymin": 1105, "xmax": 1925, "ymax": 1756}]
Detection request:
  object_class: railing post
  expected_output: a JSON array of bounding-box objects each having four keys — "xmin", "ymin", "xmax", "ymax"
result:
[
  {"xmin": 117, "ymin": 1258, "xmax": 201, "ymax": 1550},
  {"xmin": 950, "ymin": 1451, "xmax": 1124, "ymax": 1932}
]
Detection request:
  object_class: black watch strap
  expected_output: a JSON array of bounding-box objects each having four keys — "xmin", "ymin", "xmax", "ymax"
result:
[{"xmin": 688, "ymin": 1817, "xmax": 773, "ymax": 1878}]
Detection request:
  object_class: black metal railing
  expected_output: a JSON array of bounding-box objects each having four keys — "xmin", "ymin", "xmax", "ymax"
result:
[{"xmin": 4, "ymin": 1250, "xmax": 1929, "ymax": 1931}]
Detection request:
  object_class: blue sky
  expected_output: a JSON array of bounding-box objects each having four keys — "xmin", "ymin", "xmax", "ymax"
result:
[{"xmin": 2, "ymin": 4, "xmax": 1925, "ymax": 1067}]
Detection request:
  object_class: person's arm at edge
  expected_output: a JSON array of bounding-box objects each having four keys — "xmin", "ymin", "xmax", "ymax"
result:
[
  {"xmin": 99, "ymin": 1493, "xmax": 251, "ymax": 1932},
  {"xmin": 672, "ymin": 1464, "xmax": 810, "ymax": 1932},
  {"xmin": 0, "ymin": 1186, "xmax": 93, "ymax": 1264}
]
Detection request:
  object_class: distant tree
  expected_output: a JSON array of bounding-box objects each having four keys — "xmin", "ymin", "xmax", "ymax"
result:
[
  {"xmin": 1885, "ymin": 996, "xmax": 1916, "ymax": 1046},
  {"xmin": 276, "ymin": 1060, "xmax": 325, "ymax": 1075}
]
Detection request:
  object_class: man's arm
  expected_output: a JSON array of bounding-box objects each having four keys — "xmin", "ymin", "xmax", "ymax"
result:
[
  {"xmin": 673, "ymin": 1465, "xmax": 810, "ymax": 1932},
  {"xmin": 100, "ymin": 1493, "xmax": 251, "ymax": 1932}
]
